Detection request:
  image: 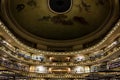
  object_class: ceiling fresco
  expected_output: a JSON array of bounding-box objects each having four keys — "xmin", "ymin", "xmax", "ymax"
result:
[
  {"xmin": 0, "ymin": 0, "xmax": 119, "ymax": 51},
  {"xmin": 9, "ymin": 0, "xmax": 110, "ymax": 40}
]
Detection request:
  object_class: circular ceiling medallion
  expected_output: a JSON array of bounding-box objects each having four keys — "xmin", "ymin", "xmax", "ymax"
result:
[
  {"xmin": 0, "ymin": 0, "xmax": 119, "ymax": 51},
  {"xmin": 48, "ymin": 0, "xmax": 72, "ymax": 14}
]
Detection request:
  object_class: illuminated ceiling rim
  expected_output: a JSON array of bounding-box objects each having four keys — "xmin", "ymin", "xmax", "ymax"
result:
[
  {"xmin": 0, "ymin": 0, "xmax": 119, "ymax": 47},
  {"xmin": 0, "ymin": 19, "xmax": 120, "ymax": 55}
]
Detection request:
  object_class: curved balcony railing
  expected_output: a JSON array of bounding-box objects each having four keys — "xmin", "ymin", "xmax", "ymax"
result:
[
  {"xmin": 0, "ymin": 43, "xmax": 119, "ymax": 66},
  {"xmin": 0, "ymin": 36, "xmax": 120, "ymax": 66},
  {"xmin": 1, "ymin": 44, "xmax": 120, "ymax": 66},
  {"xmin": 1, "ymin": 55, "xmax": 120, "ymax": 78},
  {"xmin": 13, "ymin": 71, "xmax": 120, "ymax": 79}
]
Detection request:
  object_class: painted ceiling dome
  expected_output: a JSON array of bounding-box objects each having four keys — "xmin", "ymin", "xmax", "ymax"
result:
[{"xmin": 0, "ymin": 0, "xmax": 119, "ymax": 51}]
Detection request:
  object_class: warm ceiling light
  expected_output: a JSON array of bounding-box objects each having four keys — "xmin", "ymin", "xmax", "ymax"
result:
[
  {"xmin": 50, "ymin": 57, "xmax": 54, "ymax": 61},
  {"xmin": 67, "ymin": 68, "xmax": 71, "ymax": 72},
  {"xmin": 48, "ymin": 68, "xmax": 52, "ymax": 72}
]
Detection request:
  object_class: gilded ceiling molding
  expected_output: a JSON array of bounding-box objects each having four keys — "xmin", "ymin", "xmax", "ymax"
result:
[{"xmin": 0, "ymin": 19, "xmax": 120, "ymax": 55}]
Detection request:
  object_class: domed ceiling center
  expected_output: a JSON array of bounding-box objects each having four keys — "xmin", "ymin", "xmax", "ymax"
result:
[
  {"xmin": 8, "ymin": 0, "xmax": 110, "ymax": 40},
  {"xmin": 49, "ymin": 0, "xmax": 72, "ymax": 13}
]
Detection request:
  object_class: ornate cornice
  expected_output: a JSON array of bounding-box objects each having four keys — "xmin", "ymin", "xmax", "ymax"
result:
[{"xmin": 0, "ymin": 19, "xmax": 120, "ymax": 55}]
